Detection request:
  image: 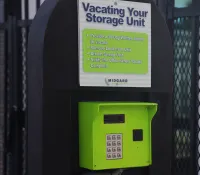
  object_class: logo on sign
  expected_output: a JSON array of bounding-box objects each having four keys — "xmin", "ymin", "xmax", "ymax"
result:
[{"xmin": 105, "ymin": 78, "xmax": 128, "ymax": 86}]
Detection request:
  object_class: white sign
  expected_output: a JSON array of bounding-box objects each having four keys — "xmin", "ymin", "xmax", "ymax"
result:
[{"xmin": 78, "ymin": 0, "xmax": 151, "ymax": 87}]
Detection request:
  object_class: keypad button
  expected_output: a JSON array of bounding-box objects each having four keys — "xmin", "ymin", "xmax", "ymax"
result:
[
  {"xmin": 107, "ymin": 147, "xmax": 111, "ymax": 152},
  {"xmin": 117, "ymin": 135, "xmax": 121, "ymax": 140},
  {"xmin": 107, "ymin": 141, "xmax": 111, "ymax": 146},
  {"xmin": 117, "ymin": 153, "xmax": 122, "ymax": 158},
  {"xmin": 117, "ymin": 141, "xmax": 121, "ymax": 146},
  {"xmin": 117, "ymin": 147, "xmax": 121, "ymax": 152},
  {"xmin": 112, "ymin": 153, "xmax": 116, "ymax": 158},
  {"xmin": 107, "ymin": 135, "xmax": 111, "ymax": 140},
  {"xmin": 107, "ymin": 154, "xmax": 111, "ymax": 159},
  {"xmin": 112, "ymin": 147, "xmax": 116, "ymax": 152},
  {"xmin": 112, "ymin": 135, "xmax": 116, "ymax": 140},
  {"xmin": 112, "ymin": 141, "xmax": 116, "ymax": 146}
]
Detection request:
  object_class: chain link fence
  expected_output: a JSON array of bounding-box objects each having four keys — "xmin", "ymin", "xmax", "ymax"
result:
[
  {"xmin": 173, "ymin": 17, "xmax": 193, "ymax": 175},
  {"xmin": 1, "ymin": 1, "xmax": 200, "ymax": 175},
  {"xmin": 172, "ymin": 1, "xmax": 200, "ymax": 172}
]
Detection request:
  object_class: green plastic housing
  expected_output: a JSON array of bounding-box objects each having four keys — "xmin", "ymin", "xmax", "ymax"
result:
[{"xmin": 78, "ymin": 102, "xmax": 158, "ymax": 170}]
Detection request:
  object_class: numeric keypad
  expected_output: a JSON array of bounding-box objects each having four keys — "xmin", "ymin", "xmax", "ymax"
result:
[{"xmin": 106, "ymin": 134, "xmax": 122, "ymax": 160}]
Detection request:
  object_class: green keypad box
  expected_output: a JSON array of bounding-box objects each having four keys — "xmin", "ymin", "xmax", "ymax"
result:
[{"xmin": 78, "ymin": 102, "xmax": 158, "ymax": 170}]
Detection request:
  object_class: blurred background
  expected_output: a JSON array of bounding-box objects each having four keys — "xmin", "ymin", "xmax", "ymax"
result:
[{"xmin": 0, "ymin": 0, "xmax": 200, "ymax": 175}]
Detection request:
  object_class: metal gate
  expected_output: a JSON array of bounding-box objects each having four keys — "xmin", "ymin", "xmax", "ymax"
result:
[
  {"xmin": 0, "ymin": 0, "xmax": 199, "ymax": 175},
  {"xmin": 0, "ymin": 1, "xmax": 41, "ymax": 175},
  {"xmin": 171, "ymin": 0, "xmax": 200, "ymax": 175}
]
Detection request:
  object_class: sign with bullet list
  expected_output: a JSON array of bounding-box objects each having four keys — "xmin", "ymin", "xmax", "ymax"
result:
[
  {"xmin": 78, "ymin": 0, "xmax": 151, "ymax": 87},
  {"xmin": 83, "ymin": 29, "xmax": 148, "ymax": 74},
  {"xmin": 106, "ymin": 134, "xmax": 122, "ymax": 160}
]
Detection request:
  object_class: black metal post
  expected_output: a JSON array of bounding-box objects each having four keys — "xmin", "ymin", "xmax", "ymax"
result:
[
  {"xmin": 5, "ymin": 1, "xmax": 23, "ymax": 175},
  {"xmin": 9, "ymin": 15, "xmax": 23, "ymax": 175},
  {"xmin": 190, "ymin": 15, "xmax": 199, "ymax": 175},
  {"xmin": 157, "ymin": 0, "xmax": 168, "ymax": 18},
  {"xmin": 6, "ymin": 15, "xmax": 13, "ymax": 175},
  {"xmin": 196, "ymin": 13, "xmax": 200, "ymax": 175},
  {"xmin": 166, "ymin": 1, "xmax": 174, "ymax": 175},
  {"xmin": 24, "ymin": 0, "xmax": 29, "ymax": 20},
  {"xmin": 0, "ymin": 0, "xmax": 6, "ymax": 175},
  {"xmin": 36, "ymin": 0, "xmax": 41, "ymax": 11},
  {"xmin": 24, "ymin": 0, "xmax": 29, "ymax": 45}
]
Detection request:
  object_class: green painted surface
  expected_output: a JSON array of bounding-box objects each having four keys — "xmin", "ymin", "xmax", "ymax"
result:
[
  {"xmin": 79, "ymin": 102, "xmax": 157, "ymax": 170},
  {"xmin": 82, "ymin": 29, "xmax": 148, "ymax": 74}
]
